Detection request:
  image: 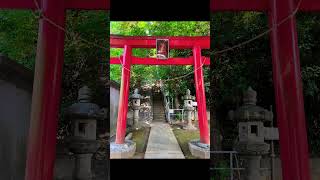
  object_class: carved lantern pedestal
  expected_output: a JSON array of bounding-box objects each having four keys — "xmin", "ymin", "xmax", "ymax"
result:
[
  {"xmin": 228, "ymin": 87, "xmax": 276, "ymax": 180},
  {"xmin": 182, "ymin": 89, "xmax": 197, "ymax": 130},
  {"xmin": 130, "ymin": 88, "xmax": 143, "ymax": 129},
  {"xmin": 66, "ymin": 86, "xmax": 100, "ymax": 180}
]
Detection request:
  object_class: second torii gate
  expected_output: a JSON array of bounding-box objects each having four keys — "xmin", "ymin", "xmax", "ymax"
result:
[
  {"xmin": 211, "ymin": 0, "xmax": 320, "ymax": 179},
  {"xmin": 110, "ymin": 35, "xmax": 210, "ymax": 146},
  {"xmin": 0, "ymin": 0, "xmax": 109, "ymax": 180}
]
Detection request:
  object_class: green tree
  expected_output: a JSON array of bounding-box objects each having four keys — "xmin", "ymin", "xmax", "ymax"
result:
[
  {"xmin": 0, "ymin": 10, "xmax": 109, "ymax": 137},
  {"xmin": 110, "ymin": 21, "xmax": 210, "ymax": 107},
  {"xmin": 211, "ymin": 12, "xmax": 320, "ymax": 155}
]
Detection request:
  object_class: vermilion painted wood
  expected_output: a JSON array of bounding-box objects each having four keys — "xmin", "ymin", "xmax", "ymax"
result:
[
  {"xmin": 111, "ymin": 36, "xmax": 210, "ymax": 145},
  {"xmin": 115, "ymin": 45, "xmax": 132, "ymax": 144},
  {"xmin": 0, "ymin": 0, "xmax": 38, "ymax": 9},
  {"xmin": 110, "ymin": 56, "xmax": 211, "ymax": 65},
  {"xmin": 211, "ymin": 0, "xmax": 317, "ymax": 179},
  {"xmin": 193, "ymin": 46, "xmax": 210, "ymax": 144},
  {"xmin": 0, "ymin": 0, "xmax": 109, "ymax": 180},
  {"xmin": 300, "ymin": 0, "xmax": 320, "ymax": 11},
  {"xmin": 66, "ymin": 0, "xmax": 109, "ymax": 10},
  {"xmin": 0, "ymin": 0, "xmax": 109, "ymax": 10},
  {"xmin": 24, "ymin": 0, "xmax": 66, "ymax": 179},
  {"xmin": 211, "ymin": 0, "xmax": 268, "ymax": 11},
  {"xmin": 110, "ymin": 35, "xmax": 210, "ymax": 49},
  {"xmin": 269, "ymin": 0, "xmax": 310, "ymax": 179},
  {"xmin": 210, "ymin": 0, "xmax": 320, "ymax": 11}
]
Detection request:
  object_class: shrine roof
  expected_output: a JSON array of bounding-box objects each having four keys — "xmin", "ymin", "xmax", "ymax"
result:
[{"xmin": 0, "ymin": 54, "xmax": 33, "ymax": 92}]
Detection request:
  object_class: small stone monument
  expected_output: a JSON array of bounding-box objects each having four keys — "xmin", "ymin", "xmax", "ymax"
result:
[
  {"xmin": 228, "ymin": 87, "xmax": 277, "ymax": 180},
  {"xmin": 182, "ymin": 89, "xmax": 197, "ymax": 130},
  {"xmin": 130, "ymin": 88, "xmax": 142, "ymax": 129},
  {"xmin": 66, "ymin": 86, "xmax": 100, "ymax": 180}
]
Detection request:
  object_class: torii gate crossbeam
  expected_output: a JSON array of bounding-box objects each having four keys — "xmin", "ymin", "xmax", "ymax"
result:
[
  {"xmin": 211, "ymin": 0, "xmax": 320, "ymax": 179},
  {"xmin": 110, "ymin": 35, "xmax": 210, "ymax": 146},
  {"xmin": 0, "ymin": 1, "xmax": 109, "ymax": 180}
]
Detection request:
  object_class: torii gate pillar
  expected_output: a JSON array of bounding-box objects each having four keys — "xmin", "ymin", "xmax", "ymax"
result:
[
  {"xmin": 269, "ymin": 0, "xmax": 310, "ymax": 179},
  {"xmin": 25, "ymin": 0, "xmax": 66, "ymax": 179},
  {"xmin": 193, "ymin": 46, "xmax": 210, "ymax": 145}
]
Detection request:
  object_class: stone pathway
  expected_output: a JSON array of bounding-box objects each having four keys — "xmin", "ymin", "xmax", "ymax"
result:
[{"xmin": 144, "ymin": 122, "xmax": 185, "ymax": 159}]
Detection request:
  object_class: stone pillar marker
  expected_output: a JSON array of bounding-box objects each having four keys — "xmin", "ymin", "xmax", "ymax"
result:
[
  {"xmin": 66, "ymin": 86, "xmax": 100, "ymax": 180},
  {"xmin": 131, "ymin": 88, "xmax": 142, "ymax": 129},
  {"xmin": 228, "ymin": 87, "xmax": 276, "ymax": 180},
  {"xmin": 182, "ymin": 89, "xmax": 197, "ymax": 130}
]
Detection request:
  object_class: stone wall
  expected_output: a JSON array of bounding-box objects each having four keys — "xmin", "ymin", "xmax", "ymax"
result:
[{"xmin": 0, "ymin": 55, "xmax": 33, "ymax": 180}]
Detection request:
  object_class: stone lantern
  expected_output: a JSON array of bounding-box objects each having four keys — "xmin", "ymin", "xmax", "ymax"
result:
[
  {"xmin": 182, "ymin": 89, "xmax": 197, "ymax": 130},
  {"xmin": 66, "ymin": 86, "xmax": 100, "ymax": 180},
  {"xmin": 228, "ymin": 87, "xmax": 277, "ymax": 180},
  {"xmin": 130, "ymin": 88, "xmax": 143, "ymax": 128}
]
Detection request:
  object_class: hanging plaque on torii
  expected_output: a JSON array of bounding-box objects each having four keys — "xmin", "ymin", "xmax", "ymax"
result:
[{"xmin": 156, "ymin": 39, "xmax": 169, "ymax": 59}]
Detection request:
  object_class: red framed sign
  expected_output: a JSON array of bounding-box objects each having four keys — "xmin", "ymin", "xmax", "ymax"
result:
[{"xmin": 156, "ymin": 39, "xmax": 169, "ymax": 59}]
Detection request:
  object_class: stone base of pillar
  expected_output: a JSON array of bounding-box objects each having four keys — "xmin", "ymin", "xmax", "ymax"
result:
[
  {"xmin": 188, "ymin": 139, "xmax": 210, "ymax": 159},
  {"xmin": 74, "ymin": 154, "xmax": 94, "ymax": 180},
  {"xmin": 110, "ymin": 140, "xmax": 136, "ymax": 159}
]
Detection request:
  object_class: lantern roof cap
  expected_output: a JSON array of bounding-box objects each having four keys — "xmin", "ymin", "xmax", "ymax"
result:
[{"xmin": 66, "ymin": 86, "xmax": 100, "ymax": 119}]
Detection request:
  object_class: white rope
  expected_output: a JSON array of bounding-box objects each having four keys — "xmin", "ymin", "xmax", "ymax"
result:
[{"xmin": 30, "ymin": 0, "xmax": 302, "ymax": 82}]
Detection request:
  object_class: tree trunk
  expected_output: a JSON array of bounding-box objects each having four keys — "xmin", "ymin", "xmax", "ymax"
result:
[{"xmin": 174, "ymin": 96, "xmax": 180, "ymax": 109}]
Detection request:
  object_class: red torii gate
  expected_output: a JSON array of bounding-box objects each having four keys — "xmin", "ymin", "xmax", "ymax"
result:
[
  {"xmin": 110, "ymin": 35, "xmax": 210, "ymax": 146},
  {"xmin": 0, "ymin": 1, "xmax": 109, "ymax": 180},
  {"xmin": 211, "ymin": 0, "xmax": 320, "ymax": 179}
]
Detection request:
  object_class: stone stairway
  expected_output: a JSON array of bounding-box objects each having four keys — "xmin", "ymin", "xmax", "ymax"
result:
[
  {"xmin": 143, "ymin": 90, "xmax": 185, "ymax": 159},
  {"xmin": 152, "ymin": 92, "xmax": 166, "ymax": 122}
]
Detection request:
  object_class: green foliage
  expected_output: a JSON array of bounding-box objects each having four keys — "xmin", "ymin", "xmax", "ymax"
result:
[
  {"xmin": 0, "ymin": 10, "xmax": 38, "ymax": 69},
  {"xmin": 211, "ymin": 160, "xmax": 231, "ymax": 180},
  {"xmin": 110, "ymin": 21, "xmax": 210, "ymax": 103},
  {"xmin": 211, "ymin": 12, "xmax": 320, "ymax": 155},
  {"xmin": 0, "ymin": 10, "xmax": 109, "ymax": 138}
]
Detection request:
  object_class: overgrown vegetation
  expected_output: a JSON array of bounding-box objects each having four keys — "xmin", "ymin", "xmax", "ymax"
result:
[
  {"xmin": 172, "ymin": 125, "xmax": 200, "ymax": 159},
  {"xmin": 211, "ymin": 12, "xmax": 320, "ymax": 155},
  {"xmin": 110, "ymin": 21, "xmax": 210, "ymax": 108},
  {"xmin": 0, "ymin": 10, "xmax": 109, "ymax": 138}
]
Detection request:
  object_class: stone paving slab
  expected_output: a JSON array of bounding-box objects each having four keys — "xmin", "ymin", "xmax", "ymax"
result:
[{"xmin": 144, "ymin": 122, "xmax": 185, "ymax": 159}]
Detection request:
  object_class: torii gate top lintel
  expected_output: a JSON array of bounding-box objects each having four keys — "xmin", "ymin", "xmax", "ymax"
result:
[
  {"xmin": 110, "ymin": 35, "xmax": 210, "ymax": 49},
  {"xmin": 210, "ymin": 0, "xmax": 320, "ymax": 179},
  {"xmin": 110, "ymin": 35, "xmax": 211, "ymax": 66},
  {"xmin": 0, "ymin": 0, "xmax": 110, "ymax": 10},
  {"xmin": 0, "ymin": 1, "xmax": 109, "ymax": 180},
  {"xmin": 210, "ymin": 0, "xmax": 319, "ymax": 11},
  {"xmin": 111, "ymin": 34, "xmax": 210, "ymax": 146}
]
